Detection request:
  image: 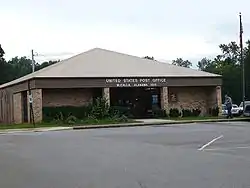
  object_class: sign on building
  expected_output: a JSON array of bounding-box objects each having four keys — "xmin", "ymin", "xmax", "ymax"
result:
[{"xmin": 105, "ymin": 78, "xmax": 168, "ymax": 87}]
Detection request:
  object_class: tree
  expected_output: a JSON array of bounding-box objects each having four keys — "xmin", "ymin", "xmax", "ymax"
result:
[
  {"xmin": 7, "ymin": 57, "xmax": 33, "ymax": 80},
  {"xmin": 144, "ymin": 56, "xmax": 155, "ymax": 60},
  {"xmin": 36, "ymin": 60, "xmax": 60, "ymax": 70},
  {"xmin": 0, "ymin": 44, "xmax": 4, "ymax": 58},
  {"xmin": 197, "ymin": 41, "xmax": 244, "ymax": 104},
  {"xmin": 172, "ymin": 58, "xmax": 192, "ymax": 68},
  {"xmin": 197, "ymin": 58, "xmax": 212, "ymax": 71},
  {"xmin": 243, "ymin": 40, "xmax": 250, "ymax": 100},
  {"xmin": 0, "ymin": 51, "xmax": 60, "ymax": 85},
  {"xmin": 0, "ymin": 45, "xmax": 13, "ymax": 84},
  {"xmin": 219, "ymin": 42, "xmax": 240, "ymax": 63}
]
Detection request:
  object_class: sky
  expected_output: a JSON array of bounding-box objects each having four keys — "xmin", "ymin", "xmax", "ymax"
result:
[{"xmin": 1, "ymin": 0, "xmax": 250, "ymax": 65}]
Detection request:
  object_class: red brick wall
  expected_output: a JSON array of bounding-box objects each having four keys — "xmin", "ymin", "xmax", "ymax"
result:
[
  {"xmin": 27, "ymin": 89, "xmax": 43, "ymax": 123},
  {"xmin": 13, "ymin": 92, "xmax": 22, "ymax": 124},
  {"xmin": 42, "ymin": 88, "xmax": 93, "ymax": 107},
  {"xmin": 168, "ymin": 86, "xmax": 216, "ymax": 115}
]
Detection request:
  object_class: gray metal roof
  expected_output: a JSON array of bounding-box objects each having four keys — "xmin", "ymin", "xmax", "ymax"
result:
[{"xmin": 0, "ymin": 48, "xmax": 220, "ymax": 88}]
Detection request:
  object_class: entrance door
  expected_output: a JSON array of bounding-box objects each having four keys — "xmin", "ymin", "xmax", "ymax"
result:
[
  {"xmin": 21, "ymin": 91, "xmax": 28, "ymax": 123},
  {"xmin": 132, "ymin": 88, "xmax": 154, "ymax": 118},
  {"xmin": 110, "ymin": 87, "xmax": 160, "ymax": 118}
]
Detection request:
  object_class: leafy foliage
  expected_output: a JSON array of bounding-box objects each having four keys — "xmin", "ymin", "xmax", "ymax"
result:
[
  {"xmin": 90, "ymin": 97, "xmax": 110, "ymax": 119},
  {"xmin": 181, "ymin": 109, "xmax": 201, "ymax": 117},
  {"xmin": 36, "ymin": 60, "xmax": 60, "ymax": 70},
  {"xmin": 169, "ymin": 108, "xmax": 202, "ymax": 118},
  {"xmin": 182, "ymin": 109, "xmax": 193, "ymax": 117},
  {"xmin": 192, "ymin": 109, "xmax": 202, "ymax": 117},
  {"xmin": 169, "ymin": 108, "xmax": 181, "ymax": 118},
  {"xmin": 53, "ymin": 112, "xmax": 78, "ymax": 125},
  {"xmin": 0, "ymin": 44, "xmax": 4, "ymax": 58},
  {"xmin": 43, "ymin": 97, "xmax": 129, "ymax": 125},
  {"xmin": 111, "ymin": 106, "xmax": 133, "ymax": 118},
  {"xmin": 197, "ymin": 58, "xmax": 212, "ymax": 71},
  {"xmin": 43, "ymin": 106, "xmax": 92, "ymax": 122},
  {"xmin": 197, "ymin": 41, "xmax": 250, "ymax": 104},
  {"xmin": 152, "ymin": 109, "xmax": 168, "ymax": 118},
  {"xmin": 172, "ymin": 58, "xmax": 192, "ymax": 68},
  {"xmin": 141, "ymin": 40, "xmax": 250, "ymax": 105},
  {"xmin": 208, "ymin": 107, "xmax": 219, "ymax": 117},
  {"xmin": 144, "ymin": 56, "xmax": 155, "ymax": 60},
  {"xmin": 0, "ymin": 46, "xmax": 59, "ymax": 85},
  {"xmin": 8, "ymin": 57, "xmax": 34, "ymax": 80}
]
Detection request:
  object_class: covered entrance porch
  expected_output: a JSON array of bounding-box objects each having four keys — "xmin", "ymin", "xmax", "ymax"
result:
[{"xmin": 110, "ymin": 87, "xmax": 164, "ymax": 118}]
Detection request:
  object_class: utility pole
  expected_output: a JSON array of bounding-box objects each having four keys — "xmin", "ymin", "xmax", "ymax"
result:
[
  {"xmin": 28, "ymin": 80, "xmax": 35, "ymax": 127},
  {"xmin": 30, "ymin": 50, "xmax": 35, "ymax": 127},
  {"xmin": 239, "ymin": 12, "xmax": 245, "ymax": 111},
  {"xmin": 31, "ymin": 49, "xmax": 35, "ymax": 72}
]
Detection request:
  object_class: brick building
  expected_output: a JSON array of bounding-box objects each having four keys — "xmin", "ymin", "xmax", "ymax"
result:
[{"xmin": 0, "ymin": 48, "xmax": 222, "ymax": 124}]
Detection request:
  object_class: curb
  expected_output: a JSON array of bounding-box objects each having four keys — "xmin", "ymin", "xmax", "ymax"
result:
[
  {"xmin": 1, "ymin": 118, "xmax": 249, "ymax": 134},
  {"xmin": 32, "ymin": 127, "xmax": 73, "ymax": 132},
  {"xmin": 0, "ymin": 127, "xmax": 73, "ymax": 134},
  {"xmin": 73, "ymin": 118, "xmax": 250, "ymax": 130}
]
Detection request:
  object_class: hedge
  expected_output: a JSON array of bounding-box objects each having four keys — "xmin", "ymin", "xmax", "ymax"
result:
[
  {"xmin": 169, "ymin": 108, "xmax": 202, "ymax": 118},
  {"xmin": 43, "ymin": 106, "xmax": 92, "ymax": 122}
]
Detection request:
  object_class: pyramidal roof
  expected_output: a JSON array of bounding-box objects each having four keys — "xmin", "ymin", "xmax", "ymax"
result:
[{"xmin": 0, "ymin": 48, "xmax": 220, "ymax": 88}]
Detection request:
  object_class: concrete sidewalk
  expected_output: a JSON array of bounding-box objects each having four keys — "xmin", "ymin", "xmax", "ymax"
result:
[
  {"xmin": 135, "ymin": 119, "xmax": 175, "ymax": 123},
  {"xmin": 73, "ymin": 117, "xmax": 250, "ymax": 130},
  {"xmin": 0, "ymin": 117, "xmax": 249, "ymax": 134}
]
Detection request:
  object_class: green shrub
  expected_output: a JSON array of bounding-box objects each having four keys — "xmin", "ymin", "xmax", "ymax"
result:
[
  {"xmin": 182, "ymin": 108, "xmax": 201, "ymax": 117},
  {"xmin": 111, "ymin": 106, "xmax": 133, "ymax": 118},
  {"xmin": 80, "ymin": 115, "xmax": 99, "ymax": 124},
  {"xmin": 52, "ymin": 112, "xmax": 64, "ymax": 125},
  {"xmin": 79, "ymin": 114, "xmax": 129, "ymax": 125},
  {"xmin": 42, "ymin": 97, "xmax": 130, "ymax": 124},
  {"xmin": 209, "ymin": 107, "xmax": 219, "ymax": 116},
  {"xmin": 113, "ymin": 114, "xmax": 129, "ymax": 123},
  {"xmin": 43, "ymin": 106, "xmax": 91, "ymax": 122},
  {"xmin": 182, "ymin": 109, "xmax": 192, "ymax": 117},
  {"xmin": 169, "ymin": 108, "xmax": 181, "ymax": 118},
  {"xmin": 66, "ymin": 115, "xmax": 78, "ymax": 125},
  {"xmin": 192, "ymin": 109, "xmax": 201, "ymax": 117},
  {"xmin": 152, "ymin": 109, "xmax": 167, "ymax": 118},
  {"xmin": 52, "ymin": 112, "xmax": 78, "ymax": 125},
  {"xmin": 90, "ymin": 97, "xmax": 110, "ymax": 119}
]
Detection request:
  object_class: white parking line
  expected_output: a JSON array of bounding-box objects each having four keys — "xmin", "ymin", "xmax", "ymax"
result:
[{"xmin": 198, "ymin": 135, "xmax": 224, "ymax": 151}]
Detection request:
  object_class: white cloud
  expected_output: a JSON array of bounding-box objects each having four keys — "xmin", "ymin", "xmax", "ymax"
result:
[{"xmin": 1, "ymin": 0, "xmax": 250, "ymax": 63}]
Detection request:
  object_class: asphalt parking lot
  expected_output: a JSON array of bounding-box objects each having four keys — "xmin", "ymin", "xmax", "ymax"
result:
[{"xmin": 1, "ymin": 121, "xmax": 250, "ymax": 188}]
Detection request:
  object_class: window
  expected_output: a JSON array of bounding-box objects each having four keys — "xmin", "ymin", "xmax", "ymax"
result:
[
  {"xmin": 240, "ymin": 101, "xmax": 250, "ymax": 107},
  {"xmin": 245, "ymin": 105, "xmax": 250, "ymax": 112},
  {"xmin": 152, "ymin": 95, "xmax": 158, "ymax": 105}
]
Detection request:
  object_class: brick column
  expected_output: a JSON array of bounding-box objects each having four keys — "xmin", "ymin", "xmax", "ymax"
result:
[
  {"xmin": 13, "ymin": 92, "xmax": 22, "ymax": 124},
  {"xmin": 160, "ymin": 87, "xmax": 169, "ymax": 114},
  {"xmin": 27, "ymin": 89, "xmax": 43, "ymax": 123},
  {"xmin": 102, "ymin": 88, "xmax": 110, "ymax": 106},
  {"xmin": 216, "ymin": 86, "xmax": 222, "ymax": 116}
]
